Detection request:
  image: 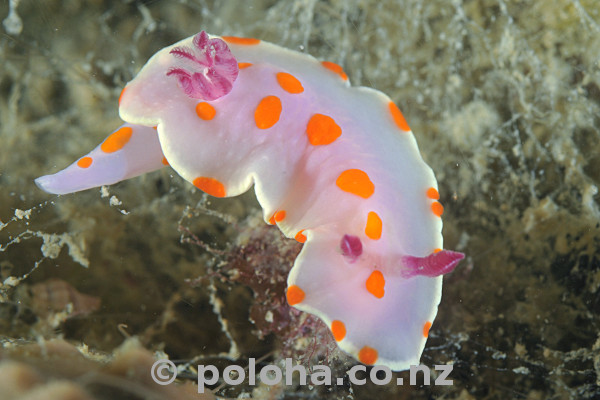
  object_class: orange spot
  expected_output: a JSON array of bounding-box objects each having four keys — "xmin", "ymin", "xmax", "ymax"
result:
[
  {"xmin": 389, "ymin": 101, "xmax": 410, "ymax": 131},
  {"xmin": 254, "ymin": 95, "xmax": 282, "ymax": 129},
  {"xmin": 431, "ymin": 201, "xmax": 444, "ymax": 217},
  {"xmin": 101, "ymin": 126, "xmax": 133, "ymax": 153},
  {"xmin": 331, "ymin": 320, "xmax": 346, "ymax": 341},
  {"xmin": 77, "ymin": 156, "xmax": 92, "ymax": 168},
  {"xmin": 275, "ymin": 210, "xmax": 286, "ymax": 222},
  {"xmin": 423, "ymin": 321, "xmax": 432, "ymax": 338},
  {"xmin": 365, "ymin": 211, "xmax": 382, "ymax": 240},
  {"xmin": 358, "ymin": 346, "xmax": 378, "ymax": 365},
  {"xmin": 426, "ymin": 187, "xmax": 440, "ymax": 200},
  {"xmin": 276, "ymin": 72, "xmax": 304, "ymax": 94},
  {"xmin": 196, "ymin": 102, "xmax": 216, "ymax": 120},
  {"xmin": 336, "ymin": 169, "xmax": 374, "ymax": 199},
  {"xmin": 306, "ymin": 114, "xmax": 342, "ymax": 146},
  {"xmin": 238, "ymin": 62, "xmax": 253, "ymax": 69},
  {"xmin": 286, "ymin": 285, "xmax": 305, "ymax": 306},
  {"xmin": 221, "ymin": 36, "xmax": 260, "ymax": 45},
  {"xmin": 366, "ymin": 270, "xmax": 385, "ymax": 299},
  {"xmin": 193, "ymin": 177, "xmax": 226, "ymax": 198},
  {"xmin": 321, "ymin": 61, "xmax": 348, "ymax": 81},
  {"xmin": 269, "ymin": 210, "xmax": 286, "ymax": 224},
  {"xmin": 433, "ymin": 248, "xmax": 442, "ymax": 253},
  {"xmin": 161, "ymin": 156, "xmax": 169, "ymax": 166},
  {"xmin": 295, "ymin": 230, "xmax": 307, "ymax": 243},
  {"xmin": 118, "ymin": 87, "xmax": 126, "ymax": 105},
  {"xmin": 152, "ymin": 126, "xmax": 158, "ymax": 130}
]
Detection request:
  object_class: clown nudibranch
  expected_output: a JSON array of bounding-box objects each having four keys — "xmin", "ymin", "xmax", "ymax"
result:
[{"xmin": 36, "ymin": 31, "xmax": 464, "ymax": 371}]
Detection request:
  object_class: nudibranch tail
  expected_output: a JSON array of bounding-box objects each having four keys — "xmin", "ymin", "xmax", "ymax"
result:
[
  {"xmin": 166, "ymin": 31, "xmax": 239, "ymax": 100},
  {"xmin": 401, "ymin": 250, "xmax": 465, "ymax": 278},
  {"xmin": 35, "ymin": 124, "xmax": 165, "ymax": 195}
]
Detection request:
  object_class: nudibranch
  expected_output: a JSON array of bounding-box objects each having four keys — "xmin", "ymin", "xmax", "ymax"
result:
[{"xmin": 36, "ymin": 31, "xmax": 464, "ymax": 371}]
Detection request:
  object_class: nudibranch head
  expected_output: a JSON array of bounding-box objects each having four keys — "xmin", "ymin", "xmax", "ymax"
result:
[
  {"xmin": 401, "ymin": 250, "xmax": 465, "ymax": 278},
  {"xmin": 166, "ymin": 31, "xmax": 239, "ymax": 100}
]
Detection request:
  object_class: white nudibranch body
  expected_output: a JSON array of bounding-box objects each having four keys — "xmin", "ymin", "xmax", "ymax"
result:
[{"xmin": 36, "ymin": 31, "xmax": 464, "ymax": 370}]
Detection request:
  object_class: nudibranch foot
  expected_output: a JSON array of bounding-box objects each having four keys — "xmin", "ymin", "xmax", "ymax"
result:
[
  {"xmin": 166, "ymin": 31, "xmax": 238, "ymax": 100},
  {"xmin": 401, "ymin": 250, "xmax": 465, "ymax": 278},
  {"xmin": 34, "ymin": 124, "xmax": 165, "ymax": 195}
]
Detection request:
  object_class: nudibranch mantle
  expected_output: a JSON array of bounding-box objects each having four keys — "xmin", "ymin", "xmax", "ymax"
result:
[{"xmin": 36, "ymin": 31, "xmax": 464, "ymax": 371}]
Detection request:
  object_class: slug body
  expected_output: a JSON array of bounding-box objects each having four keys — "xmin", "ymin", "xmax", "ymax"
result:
[{"xmin": 36, "ymin": 32, "xmax": 464, "ymax": 370}]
